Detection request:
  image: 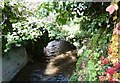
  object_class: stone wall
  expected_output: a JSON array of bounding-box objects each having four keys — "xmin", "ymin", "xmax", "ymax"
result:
[{"xmin": 2, "ymin": 46, "xmax": 28, "ymax": 82}]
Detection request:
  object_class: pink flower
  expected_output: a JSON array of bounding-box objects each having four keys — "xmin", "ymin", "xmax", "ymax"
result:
[
  {"xmin": 99, "ymin": 76, "xmax": 108, "ymax": 81},
  {"xmin": 106, "ymin": 4, "xmax": 118, "ymax": 14},
  {"xmin": 116, "ymin": 22, "xmax": 120, "ymax": 35},
  {"xmin": 99, "ymin": 56, "xmax": 104, "ymax": 61},
  {"xmin": 115, "ymin": 62, "xmax": 120, "ymax": 72}
]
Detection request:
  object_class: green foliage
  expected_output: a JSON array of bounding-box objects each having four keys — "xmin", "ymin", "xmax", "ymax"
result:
[
  {"xmin": 2, "ymin": 1, "xmax": 44, "ymax": 53},
  {"xmin": 76, "ymin": 49, "xmax": 92, "ymax": 71},
  {"xmin": 69, "ymin": 74, "xmax": 79, "ymax": 83},
  {"xmin": 69, "ymin": 49, "xmax": 103, "ymax": 81},
  {"xmin": 4, "ymin": 22, "xmax": 44, "ymax": 52},
  {"xmin": 35, "ymin": 2, "xmax": 75, "ymax": 25},
  {"xmin": 2, "ymin": 2, "xmax": 113, "ymax": 52}
]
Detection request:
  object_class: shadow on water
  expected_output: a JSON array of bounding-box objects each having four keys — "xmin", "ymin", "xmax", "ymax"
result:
[{"xmin": 10, "ymin": 55, "xmax": 76, "ymax": 83}]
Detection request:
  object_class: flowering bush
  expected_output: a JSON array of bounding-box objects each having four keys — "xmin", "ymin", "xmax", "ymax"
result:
[{"xmin": 99, "ymin": 2, "xmax": 120, "ymax": 82}]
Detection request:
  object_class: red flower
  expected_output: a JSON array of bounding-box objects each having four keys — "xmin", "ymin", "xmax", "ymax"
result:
[
  {"xmin": 105, "ymin": 67, "xmax": 116, "ymax": 76},
  {"xmin": 109, "ymin": 77, "xmax": 116, "ymax": 83},
  {"xmin": 115, "ymin": 62, "xmax": 120, "ymax": 72},
  {"xmin": 99, "ymin": 56, "xmax": 109, "ymax": 66}
]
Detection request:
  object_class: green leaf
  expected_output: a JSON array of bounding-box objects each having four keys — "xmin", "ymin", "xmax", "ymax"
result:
[{"xmin": 83, "ymin": 49, "xmax": 92, "ymax": 57}]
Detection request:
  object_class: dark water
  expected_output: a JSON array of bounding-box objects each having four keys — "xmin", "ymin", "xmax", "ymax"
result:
[{"xmin": 10, "ymin": 57, "xmax": 76, "ymax": 83}]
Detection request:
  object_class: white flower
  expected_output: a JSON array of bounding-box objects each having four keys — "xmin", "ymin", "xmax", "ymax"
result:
[
  {"xmin": 69, "ymin": 34, "xmax": 74, "ymax": 38},
  {"xmin": 73, "ymin": 42, "xmax": 79, "ymax": 47},
  {"xmin": 59, "ymin": 1, "xmax": 63, "ymax": 5},
  {"xmin": 62, "ymin": 25, "xmax": 70, "ymax": 31},
  {"xmin": 69, "ymin": 24, "xmax": 79, "ymax": 34}
]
